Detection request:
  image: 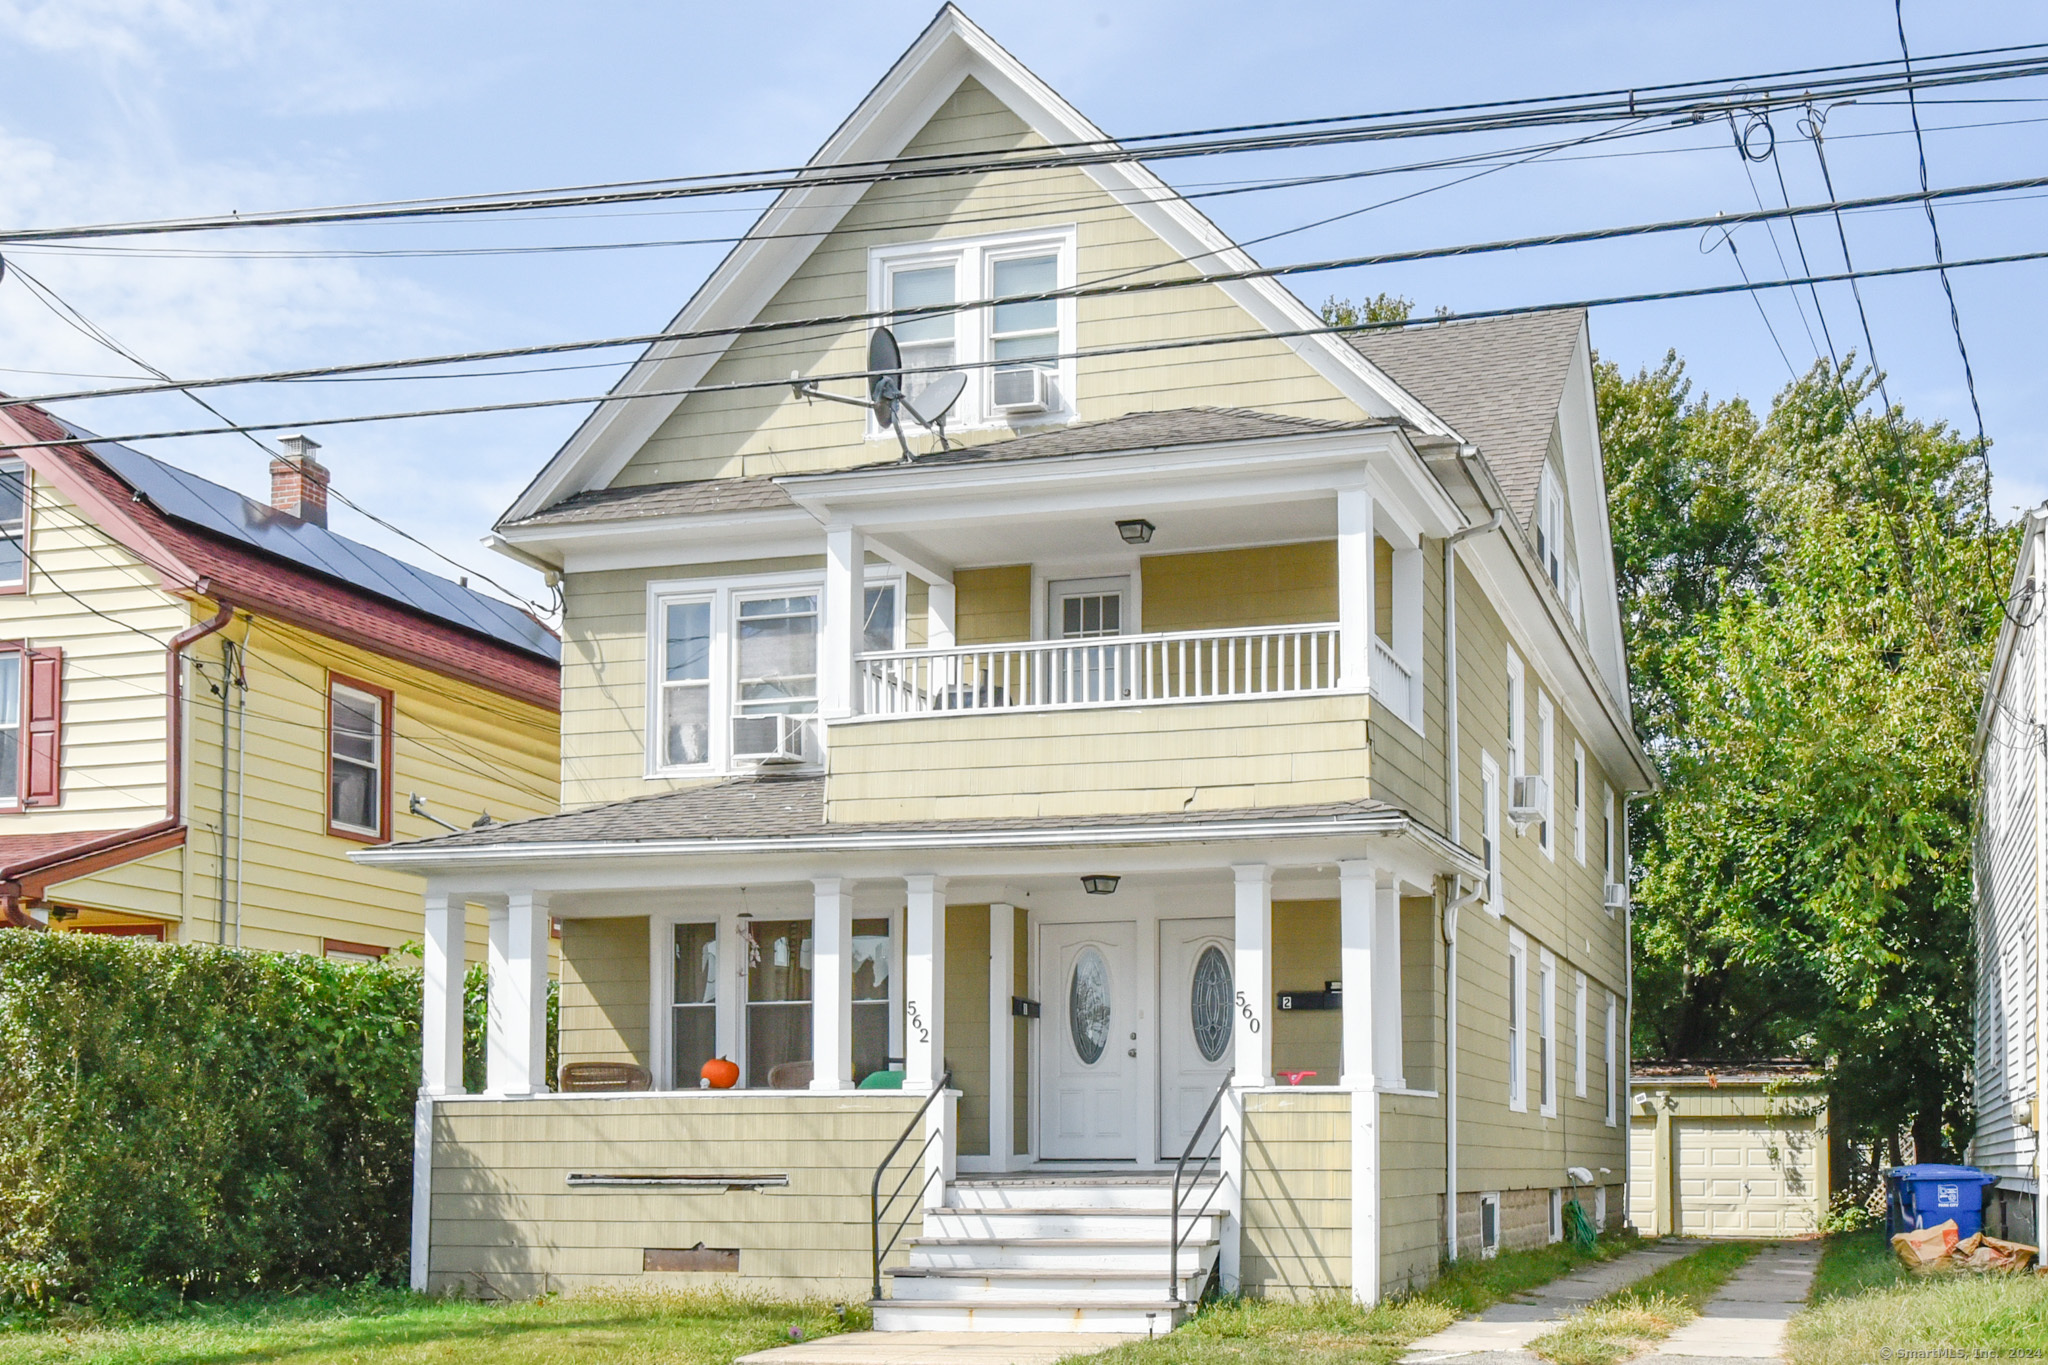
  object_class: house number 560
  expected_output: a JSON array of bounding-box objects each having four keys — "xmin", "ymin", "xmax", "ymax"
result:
[
  {"xmin": 1234, "ymin": 990, "xmax": 1262, "ymax": 1034},
  {"xmin": 906, "ymin": 1001, "xmax": 930, "ymax": 1044}
]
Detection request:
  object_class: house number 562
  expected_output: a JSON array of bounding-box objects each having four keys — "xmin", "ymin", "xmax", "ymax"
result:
[
  {"xmin": 906, "ymin": 1001, "xmax": 930, "ymax": 1044},
  {"xmin": 1234, "ymin": 990, "xmax": 1262, "ymax": 1034}
]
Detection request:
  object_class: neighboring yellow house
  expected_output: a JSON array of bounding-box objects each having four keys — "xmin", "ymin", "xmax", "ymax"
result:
[
  {"xmin": 0, "ymin": 402, "xmax": 558, "ymax": 959},
  {"xmin": 362, "ymin": 7, "xmax": 1655, "ymax": 1330}
]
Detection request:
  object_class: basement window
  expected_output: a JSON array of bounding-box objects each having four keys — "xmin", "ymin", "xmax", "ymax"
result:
[{"xmin": 1479, "ymin": 1193, "xmax": 1501, "ymax": 1257}]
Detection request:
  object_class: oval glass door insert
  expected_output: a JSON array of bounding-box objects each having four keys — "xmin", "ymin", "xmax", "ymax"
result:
[
  {"xmin": 1069, "ymin": 946, "xmax": 1111, "ymax": 1065},
  {"xmin": 1191, "ymin": 944, "xmax": 1232, "ymax": 1063}
]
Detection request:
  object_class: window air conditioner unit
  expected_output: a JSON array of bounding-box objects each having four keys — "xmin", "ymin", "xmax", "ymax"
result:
[
  {"xmin": 1603, "ymin": 882, "xmax": 1629, "ymax": 912},
  {"xmin": 991, "ymin": 365, "xmax": 1050, "ymax": 414},
  {"xmin": 1507, "ymin": 773, "xmax": 1548, "ymax": 829},
  {"xmin": 738, "ymin": 714, "xmax": 811, "ymax": 767}
]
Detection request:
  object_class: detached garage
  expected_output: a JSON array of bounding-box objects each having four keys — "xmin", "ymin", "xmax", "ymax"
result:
[{"xmin": 1629, "ymin": 1062, "xmax": 1829, "ymax": 1237}]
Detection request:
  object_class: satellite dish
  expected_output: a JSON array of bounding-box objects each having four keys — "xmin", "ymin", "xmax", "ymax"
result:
[
  {"xmin": 867, "ymin": 328, "xmax": 903, "ymax": 422},
  {"xmin": 899, "ymin": 370, "xmax": 966, "ymax": 431}
]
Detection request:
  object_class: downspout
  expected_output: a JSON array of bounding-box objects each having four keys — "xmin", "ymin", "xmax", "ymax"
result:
[
  {"xmin": 217, "ymin": 639, "xmax": 232, "ymax": 944},
  {"xmin": 1442, "ymin": 876, "xmax": 1485, "ymax": 1259},
  {"xmin": 1438, "ymin": 507, "xmax": 1502, "ymax": 1263},
  {"xmin": 233, "ymin": 641, "xmax": 247, "ymax": 948}
]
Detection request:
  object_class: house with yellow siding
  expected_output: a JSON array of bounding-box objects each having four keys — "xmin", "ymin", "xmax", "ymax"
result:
[
  {"xmin": 359, "ymin": 6, "xmax": 1655, "ymax": 1330},
  {"xmin": 0, "ymin": 402, "xmax": 558, "ymax": 959}
]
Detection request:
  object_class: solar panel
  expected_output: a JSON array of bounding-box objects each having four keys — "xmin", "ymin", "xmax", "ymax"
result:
[{"xmin": 50, "ymin": 418, "xmax": 559, "ymax": 662}]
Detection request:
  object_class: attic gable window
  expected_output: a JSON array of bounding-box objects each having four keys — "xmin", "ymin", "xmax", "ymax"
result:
[
  {"xmin": 1537, "ymin": 467, "xmax": 1565, "ymax": 588},
  {"xmin": 0, "ymin": 459, "xmax": 27, "ymax": 591},
  {"xmin": 869, "ymin": 227, "xmax": 1076, "ymax": 431}
]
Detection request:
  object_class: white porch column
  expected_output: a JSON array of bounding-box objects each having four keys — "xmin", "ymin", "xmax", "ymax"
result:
[
  {"xmin": 905, "ymin": 875, "xmax": 948, "ymax": 1091},
  {"xmin": 822, "ymin": 524, "xmax": 866, "ymax": 719},
  {"xmin": 810, "ymin": 878, "xmax": 854, "ymax": 1091},
  {"xmin": 1374, "ymin": 882, "xmax": 1405, "ymax": 1088},
  {"xmin": 421, "ymin": 892, "xmax": 466, "ymax": 1096},
  {"xmin": 1232, "ymin": 865, "xmax": 1272, "ymax": 1087},
  {"xmin": 486, "ymin": 891, "xmax": 551, "ymax": 1097},
  {"xmin": 1337, "ymin": 485, "xmax": 1375, "ymax": 691},
  {"xmin": 927, "ymin": 579, "xmax": 957, "ymax": 650},
  {"xmin": 988, "ymin": 901, "xmax": 1016, "ymax": 1167},
  {"xmin": 1340, "ymin": 860, "xmax": 1382, "ymax": 1305}
]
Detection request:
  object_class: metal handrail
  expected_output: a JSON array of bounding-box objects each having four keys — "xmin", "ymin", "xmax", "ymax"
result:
[
  {"xmin": 1168, "ymin": 1073, "xmax": 1234, "ymax": 1304},
  {"xmin": 869, "ymin": 1070, "xmax": 953, "ymax": 1303}
]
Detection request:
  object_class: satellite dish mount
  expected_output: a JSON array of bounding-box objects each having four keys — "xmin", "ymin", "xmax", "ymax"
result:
[{"xmin": 790, "ymin": 326, "xmax": 965, "ymax": 460}]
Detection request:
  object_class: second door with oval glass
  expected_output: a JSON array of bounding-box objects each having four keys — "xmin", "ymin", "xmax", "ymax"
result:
[
  {"xmin": 1040, "ymin": 921, "xmax": 1137, "ymax": 1160},
  {"xmin": 1158, "ymin": 918, "xmax": 1235, "ymax": 1159}
]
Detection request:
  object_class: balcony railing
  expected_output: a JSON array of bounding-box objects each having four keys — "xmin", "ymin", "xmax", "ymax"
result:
[
  {"xmin": 1369, "ymin": 634, "xmax": 1414, "ymax": 715},
  {"xmin": 857, "ymin": 623, "xmax": 1343, "ymax": 717}
]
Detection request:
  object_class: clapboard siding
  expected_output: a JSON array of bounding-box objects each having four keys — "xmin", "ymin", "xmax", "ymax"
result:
[
  {"xmin": 614, "ymin": 78, "xmax": 1361, "ymax": 491},
  {"xmin": 825, "ymin": 693, "xmax": 1371, "ymax": 822},
  {"xmin": 1381, "ymin": 1093, "xmax": 1445, "ymax": 1296},
  {"xmin": 427, "ymin": 1094, "xmax": 926, "ymax": 1297},
  {"xmin": 1241, "ymin": 1090, "xmax": 1350, "ymax": 1297}
]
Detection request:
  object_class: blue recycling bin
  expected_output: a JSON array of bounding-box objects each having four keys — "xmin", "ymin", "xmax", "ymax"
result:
[{"xmin": 1886, "ymin": 1164, "xmax": 1997, "ymax": 1240}]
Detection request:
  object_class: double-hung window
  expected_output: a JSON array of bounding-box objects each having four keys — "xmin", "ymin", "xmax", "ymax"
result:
[
  {"xmin": 0, "ymin": 459, "xmax": 26, "ymax": 591},
  {"xmin": 870, "ymin": 228, "xmax": 1076, "ymax": 430},
  {"xmin": 1538, "ymin": 952, "xmax": 1557, "ymax": 1115},
  {"xmin": 1537, "ymin": 467, "xmax": 1565, "ymax": 588},
  {"xmin": 1506, "ymin": 930, "xmax": 1528, "ymax": 1111},
  {"xmin": 1573, "ymin": 743, "xmax": 1587, "ymax": 864},
  {"xmin": 1604, "ymin": 993, "xmax": 1619, "ymax": 1125},
  {"xmin": 1537, "ymin": 693, "xmax": 1555, "ymax": 857},
  {"xmin": 651, "ymin": 574, "xmax": 901, "ymax": 775},
  {"xmin": 1574, "ymin": 970, "xmax": 1588, "ymax": 1097},
  {"xmin": 1480, "ymin": 752, "xmax": 1502, "ymax": 911},
  {"xmin": 328, "ymin": 676, "xmax": 391, "ymax": 841},
  {"xmin": 1505, "ymin": 650, "xmax": 1525, "ymax": 779},
  {"xmin": 0, "ymin": 653, "xmax": 20, "ymax": 806}
]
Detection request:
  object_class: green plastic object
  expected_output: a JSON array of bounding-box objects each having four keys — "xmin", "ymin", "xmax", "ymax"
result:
[
  {"xmin": 1564, "ymin": 1197, "xmax": 1598, "ymax": 1251},
  {"xmin": 858, "ymin": 1070, "xmax": 907, "ymax": 1090}
]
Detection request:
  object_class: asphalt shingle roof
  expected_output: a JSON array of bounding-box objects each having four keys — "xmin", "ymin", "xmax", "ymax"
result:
[
  {"xmin": 510, "ymin": 475, "xmax": 796, "ymax": 527},
  {"xmin": 898, "ymin": 406, "xmax": 1381, "ymax": 466},
  {"xmin": 1348, "ymin": 310, "xmax": 1586, "ymax": 524},
  {"xmin": 396, "ymin": 773, "xmax": 1407, "ymax": 850}
]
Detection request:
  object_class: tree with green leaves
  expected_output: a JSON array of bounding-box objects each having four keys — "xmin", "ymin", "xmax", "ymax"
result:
[{"xmin": 1604, "ymin": 351, "xmax": 2005, "ymax": 1161}]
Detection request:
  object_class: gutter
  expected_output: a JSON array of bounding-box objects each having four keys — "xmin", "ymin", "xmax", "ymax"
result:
[{"xmin": 0, "ymin": 600, "xmax": 233, "ymax": 927}]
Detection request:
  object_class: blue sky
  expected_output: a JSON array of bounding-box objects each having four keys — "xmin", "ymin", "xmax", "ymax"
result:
[{"xmin": 1, "ymin": 0, "xmax": 2043, "ymax": 609}]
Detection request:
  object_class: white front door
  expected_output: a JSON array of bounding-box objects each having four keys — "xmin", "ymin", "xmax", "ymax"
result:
[
  {"xmin": 1040, "ymin": 920, "xmax": 1138, "ymax": 1161},
  {"xmin": 1158, "ymin": 918, "xmax": 1234, "ymax": 1160}
]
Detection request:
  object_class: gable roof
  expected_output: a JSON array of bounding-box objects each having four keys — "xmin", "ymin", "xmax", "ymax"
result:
[
  {"xmin": 0, "ymin": 402, "xmax": 560, "ymax": 710},
  {"xmin": 498, "ymin": 4, "xmax": 1451, "ymax": 526},
  {"xmin": 1349, "ymin": 310, "xmax": 1586, "ymax": 523}
]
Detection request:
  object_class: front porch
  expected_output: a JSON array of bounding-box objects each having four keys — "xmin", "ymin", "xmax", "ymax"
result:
[{"xmin": 407, "ymin": 827, "xmax": 1467, "ymax": 1316}]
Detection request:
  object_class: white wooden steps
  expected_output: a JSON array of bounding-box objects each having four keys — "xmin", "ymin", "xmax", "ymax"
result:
[{"xmin": 872, "ymin": 1173, "xmax": 1221, "ymax": 1334}]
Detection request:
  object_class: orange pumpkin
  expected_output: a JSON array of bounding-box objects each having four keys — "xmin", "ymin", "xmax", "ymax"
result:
[{"xmin": 700, "ymin": 1057, "xmax": 740, "ymax": 1090}]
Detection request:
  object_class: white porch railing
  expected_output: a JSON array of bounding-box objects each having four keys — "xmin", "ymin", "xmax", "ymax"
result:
[
  {"xmin": 1369, "ymin": 635, "xmax": 1414, "ymax": 716},
  {"xmin": 858, "ymin": 623, "xmax": 1343, "ymax": 716}
]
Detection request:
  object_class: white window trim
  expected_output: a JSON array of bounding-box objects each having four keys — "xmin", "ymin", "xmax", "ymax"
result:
[
  {"xmin": 1604, "ymin": 992, "xmax": 1619, "ymax": 1126},
  {"xmin": 1481, "ymin": 751, "xmax": 1503, "ymax": 915},
  {"xmin": 1538, "ymin": 466, "xmax": 1566, "ymax": 589},
  {"xmin": 867, "ymin": 225, "xmax": 1079, "ymax": 435},
  {"xmin": 650, "ymin": 912, "xmax": 728, "ymax": 1091},
  {"xmin": 1537, "ymin": 692, "xmax": 1555, "ymax": 859},
  {"xmin": 1372, "ymin": 515, "xmax": 1427, "ymax": 735},
  {"xmin": 1573, "ymin": 742, "xmax": 1587, "ymax": 865},
  {"xmin": 1479, "ymin": 1191, "xmax": 1502, "ymax": 1257},
  {"xmin": 0, "ymin": 457, "xmax": 27, "ymax": 591},
  {"xmin": 1505, "ymin": 649, "xmax": 1525, "ymax": 779},
  {"xmin": 1603, "ymin": 786, "xmax": 1618, "ymax": 890},
  {"xmin": 645, "ymin": 567, "xmax": 903, "ymax": 779},
  {"xmin": 1574, "ymin": 970, "xmax": 1588, "ymax": 1098},
  {"xmin": 1538, "ymin": 947, "xmax": 1557, "ymax": 1117},
  {"xmin": 1507, "ymin": 927, "xmax": 1528, "ymax": 1112},
  {"xmin": 327, "ymin": 679, "xmax": 387, "ymax": 839}
]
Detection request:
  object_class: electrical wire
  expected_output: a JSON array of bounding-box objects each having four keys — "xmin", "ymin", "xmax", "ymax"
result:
[
  {"xmin": 9, "ymin": 244, "xmax": 2048, "ymax": 454},
  {"xmin": 13, "ymin": 170, "xmax": 2048, "ymax": 412},
  {"xmin": 1799, "ymin": 104, "xmax": 1899, "ymax": 419},
  {"xmin": 5, "ymin": 45, "xmax": 2047, "ymax": 244},
  {"xmin": 1896, "ymin": 0, "xmax": 1996, "ymax": 568}
]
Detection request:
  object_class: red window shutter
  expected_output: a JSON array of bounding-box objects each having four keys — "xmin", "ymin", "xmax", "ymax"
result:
[{"xmin": 23, "ymin": 646, "xmax": 62, "ymax": 806}]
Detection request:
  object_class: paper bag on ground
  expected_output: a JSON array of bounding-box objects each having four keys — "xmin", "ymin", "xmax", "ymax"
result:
[{"xmin": 1892, "ymin": 1219, "xmax": 1961, "ymax": 1272}]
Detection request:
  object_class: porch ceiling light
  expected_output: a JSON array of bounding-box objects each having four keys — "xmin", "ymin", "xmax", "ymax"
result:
[
  {"xmin": 1081, "ymin": 874, "xmax": 1121, "ymax": 895},
  {"xmin": 1115, "ymin": 518, "xmax": 1155, "ymax": 545}
]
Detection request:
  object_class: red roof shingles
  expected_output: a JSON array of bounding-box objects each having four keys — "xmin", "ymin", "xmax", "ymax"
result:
[{"xmin": 5, "ymin": 403, "xmax": 557, "ymax": 712}]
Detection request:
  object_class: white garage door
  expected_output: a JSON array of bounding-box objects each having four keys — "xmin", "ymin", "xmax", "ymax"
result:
[
  {"xmin": 1674, "ymin": 1118, "xmax": 1820, "ymax": 1237},
  {"xmin": 1628, "ymin": 1120, "xmax": 1657, "ymax": 1228}
]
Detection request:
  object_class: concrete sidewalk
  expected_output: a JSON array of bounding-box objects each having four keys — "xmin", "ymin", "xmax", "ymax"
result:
[
  {"xmin": 1401, "ymin": 1240, "xmax": 1701, "ymax": 1363},
  {"xmin": 1651, "ymin": 1240, "xmax": 1820, "ymax": 1361},
  {"xmin": 736, "ymin": 1331, "xmax": 1141, "ymax": 1364}
]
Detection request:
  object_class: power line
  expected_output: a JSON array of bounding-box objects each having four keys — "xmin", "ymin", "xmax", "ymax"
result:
[
  {"xmin": 6, "ymin": 45, "xmax": 2048, "ymax": 244},
  {"xmin": 9, "ymin": 244, "xmax": 2048, "ymax": 454},
  {"xmin": 14, "ymin": 171, "xmax": 2048, "ymax": 412},
  {"xmin": 1896, "ymin": 0, "xmax": 1995, "ymax": 557}
]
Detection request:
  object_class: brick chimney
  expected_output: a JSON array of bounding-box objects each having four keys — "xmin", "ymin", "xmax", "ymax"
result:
[{"xmin": 270, "ymin": 434, "xmax": 329, "ymax": 527}]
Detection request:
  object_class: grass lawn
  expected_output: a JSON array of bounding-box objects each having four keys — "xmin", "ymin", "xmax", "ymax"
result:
[
  {"xmin": 0, "ymin": 1286, "xmax": 862, "ymax": 1365},
  {"xmin": 0, "ymin": 1236, "xmax": 1640, "ymax": 1365},
  {"xmin": 1788, "ymin": 1228, "xmax": 2048, "ymax": 1365},
  {"xmin": 1072, "ymin": 1235, "xmax": 1640, "ymax": 1365},
  {"xmin": 1525, "ymin": 1241, "xmax": 1759, "ymax": 1365}
]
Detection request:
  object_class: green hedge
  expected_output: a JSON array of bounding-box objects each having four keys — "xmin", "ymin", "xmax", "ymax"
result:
[{"xmin": 0, "ymin": 932, "xmax": 419, "ymax": 1307}]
